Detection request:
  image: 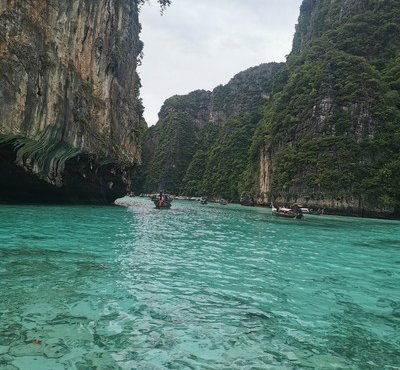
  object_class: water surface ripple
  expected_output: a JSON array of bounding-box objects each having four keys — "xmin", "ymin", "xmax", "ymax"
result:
[{"xmin": 0, "ymin": 199, "xmax": 399, "ymax": 369}]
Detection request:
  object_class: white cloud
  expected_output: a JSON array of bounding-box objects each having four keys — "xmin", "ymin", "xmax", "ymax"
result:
[{"xmin": 138, "ymin": 0, "xmax": 303, "ymax": 126}]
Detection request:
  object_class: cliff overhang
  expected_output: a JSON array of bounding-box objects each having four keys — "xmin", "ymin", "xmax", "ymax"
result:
[{"xmin": 0, "ymin": 0, "xmax": 143, "ymax": 203}]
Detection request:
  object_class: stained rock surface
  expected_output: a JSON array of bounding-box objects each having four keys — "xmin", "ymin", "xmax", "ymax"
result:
[{"xmin": 0, "ymin": 0, "xmax": 144, "ymax": 203}]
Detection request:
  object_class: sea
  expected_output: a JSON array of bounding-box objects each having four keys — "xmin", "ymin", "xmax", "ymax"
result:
[{"xmin": 0, "ymin": 198, "xmax": 399, "ymax": 369}]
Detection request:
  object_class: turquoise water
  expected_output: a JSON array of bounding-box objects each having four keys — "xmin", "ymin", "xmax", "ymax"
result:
[{"xmin": 0, "ymin": 198, "xmax": 399, "ymax": 370}]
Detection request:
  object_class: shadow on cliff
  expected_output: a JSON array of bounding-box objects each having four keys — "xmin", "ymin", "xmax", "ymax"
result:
[{"xmin": 0, "ymin": 142, "xmax": 129, "ymax": 204}]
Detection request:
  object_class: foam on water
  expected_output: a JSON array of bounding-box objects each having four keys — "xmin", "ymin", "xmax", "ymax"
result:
[{"xmin": 0, "ymin": 199, "xmax": 399, "ymax": 369}]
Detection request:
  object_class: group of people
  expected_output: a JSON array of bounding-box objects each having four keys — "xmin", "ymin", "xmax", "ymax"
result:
[
  {"xmin": 151, "ymin": 191, "xmax": 173, "ymax": 208},
  {"xmin": 157, "ymin": 192, "xmax": 170, "ymax": 205}
]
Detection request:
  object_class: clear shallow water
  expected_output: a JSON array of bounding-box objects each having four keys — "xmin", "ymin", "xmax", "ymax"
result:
[{"xmin": 0, "ymin": 199, "xmax": 399, "ymax": 370}]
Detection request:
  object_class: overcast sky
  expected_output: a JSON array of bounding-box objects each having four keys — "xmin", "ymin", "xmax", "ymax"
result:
[{"xmin": 138, "ymin": 0, "xmax": 303, "ymax": 126}]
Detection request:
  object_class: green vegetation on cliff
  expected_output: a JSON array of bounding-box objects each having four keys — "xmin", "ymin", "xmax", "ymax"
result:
[
  {"xmin": 142, "ymin": 63, "xmax": 282, "ymax": 200},
  {"xmin": 254, "ymin": 0, "xmax": 400, "ymax": 214},
  {"xmin": 144, "ymin": 112, "xmax": 199, "ymax": 194},
  {"xmin": 142, "ymin": 90, "xmax": 212, "ymax": 194},
  {"xmin": 197, "ymin": 113, "xmax": 261, "ymax": 200},
  {"xmin": 180, "ymin": 122, "xmax": 219, "ymax": 196}
]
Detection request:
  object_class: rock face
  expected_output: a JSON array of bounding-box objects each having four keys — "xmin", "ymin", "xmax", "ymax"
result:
[
  {"xmin": 142, "ymin": 63, "xmax": 282, "ymax": 196},
  {"xmin": 0, "ymin": 0, "xmax": 144, "ymax": 203},
  {"xmin": 254, "ymin": 0, "xmax": 400, "ymax": 218},
  {"xmin": 142, "ymin": 89, "xmax": 212, "ymax": 193}
]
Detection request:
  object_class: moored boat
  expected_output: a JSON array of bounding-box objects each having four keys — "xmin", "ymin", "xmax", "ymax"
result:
[
  {"xmin": 271, "ymin": 203, "xmax": 304, "ymax": 219},
  {"xmin": 300, "ymin": 206, "xmax": 310, "ymax": 214}
]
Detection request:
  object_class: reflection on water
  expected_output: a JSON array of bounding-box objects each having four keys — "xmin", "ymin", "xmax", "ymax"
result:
[{"xmin": 0, "ymin": 199, "xmax": 399, "ymax": 369}]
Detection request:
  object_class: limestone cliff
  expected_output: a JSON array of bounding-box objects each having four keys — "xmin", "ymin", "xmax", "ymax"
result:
[
  {"xmin": 254, "ymin": 0, "xmax": 400, "ymax": 217},
  {"xmin": 142, "ymin": 90, "xmax": 212, "ymax": 193},
  {"xmin": 0, "ymin": 0, "xmax": 145, "ymax": 203},
  {"xmin": 142, "ymin": 63, "xmax": 282, "ymax": 196}
]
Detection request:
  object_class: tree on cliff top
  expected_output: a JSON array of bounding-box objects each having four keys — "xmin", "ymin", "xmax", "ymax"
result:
[{"xmin": 139, "ymin": 0, "xmax": 171, "ymax": 13}]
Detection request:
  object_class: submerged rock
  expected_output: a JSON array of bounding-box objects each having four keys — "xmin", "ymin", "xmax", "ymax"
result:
[
  {"xmin": 9, "ymin": 343, "xmax": 43, "ymax": 357},
  {"xmin": 43, "ymin": 343, "xmax": 68, "ymax": 359},
  {"xmin": 0, "ymin": 364, "xmax": 18, "ymax": 370},
  {"xmin": 0, "ymin": 345, "xmax": 9, "ymax": 355},
  {"xmin": 66, "ymin": 352, "xmax": 121, "ymax": 370}
]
